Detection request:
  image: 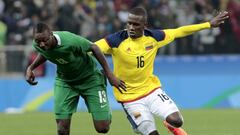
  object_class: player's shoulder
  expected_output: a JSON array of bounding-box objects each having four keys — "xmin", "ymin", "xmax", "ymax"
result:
[
  {"xmin": 144, "ymin": 29, "xmax": 165, "ymax": 42},
  {"xmin": 105, "ymin": 30, "xmax": 129, "ymax": 48},
  {"xmin": 54, "ymin": 31, "xmax": 75, "ymax": 36},
  {"xmin": 54, "ymin": 31, "xmax": 87, "ymax": 42}
]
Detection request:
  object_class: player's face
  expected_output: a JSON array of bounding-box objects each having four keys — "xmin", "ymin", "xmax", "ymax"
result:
[
  {"xmin": 34, "ymin": 30, "xmax": 56, "ymax": 50},
  {"xmin": 126, "ymin": 14, "xmax": 145, "ymax": 39}
]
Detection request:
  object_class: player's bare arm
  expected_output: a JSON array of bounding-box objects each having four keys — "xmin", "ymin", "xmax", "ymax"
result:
[
  {"xmin": 25, "ymin": 54, "xmax": 47, "ymax": 85},
  {"xmin": 210, "ymin": 11, "xmax": 229, "ymax": 27},
  {"xmin": 90, "ymin": 44, "xmax": 126, "ymax": 91}
]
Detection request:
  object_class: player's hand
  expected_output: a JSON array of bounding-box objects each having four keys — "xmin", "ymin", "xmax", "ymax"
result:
[
  {"xmin": 25, "ymin": 67, "xmax": 38, "ymax": 85},
  {"xmin": 210, "ymin": 11, "xmax": 229, "ymax": 28},
  {"xmin": 106, "ymin": 72, "xmax": 126, "ymax": 92}
]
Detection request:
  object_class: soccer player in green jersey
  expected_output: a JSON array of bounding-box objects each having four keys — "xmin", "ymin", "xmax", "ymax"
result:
[
  {"xmin": 95, "ymin": 7, "xmax": 229, "ymax": 135},
  {"xmin": 25, "ymin": 22, "xmax": 126, "ymax": 135}
]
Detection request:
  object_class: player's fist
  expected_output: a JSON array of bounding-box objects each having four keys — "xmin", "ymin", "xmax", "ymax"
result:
[{"xmin": 25, "ymin": 67, "xmax": 38, "ymax": 85}]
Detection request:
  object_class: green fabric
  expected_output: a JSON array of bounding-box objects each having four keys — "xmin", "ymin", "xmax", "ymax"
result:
[
  {"xmin": 54, "ymin": 77, "xmax": 111, "ymax": 120},
  {"xmin": 33, "ymin": 31, "xmax": 102, "ymax": 87},
  {"xmin": 0, "ymin": 21, "xmax": 7, "ymax": 47}
]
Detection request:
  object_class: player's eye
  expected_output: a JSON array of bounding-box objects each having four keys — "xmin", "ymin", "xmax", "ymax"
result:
[
  {"xmin": 44, "ymin": 37, "xmax": 50, "ymax": 42},
  {"xmin": 128, "ymin": 22, "xmax": 139, "ymax": 26}
]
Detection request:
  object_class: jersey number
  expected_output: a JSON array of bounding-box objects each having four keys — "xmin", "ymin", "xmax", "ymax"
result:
[
  {"xmin": 137, "ymin": 56, "xmax": 144, "ymax": 68},
  {"xmin": 157, "ymin": 93, "xmax": 170, "ymax": 102},
  {"xmin": 98, "ymin": 90, "xmax": 107, "ymax": 103}
]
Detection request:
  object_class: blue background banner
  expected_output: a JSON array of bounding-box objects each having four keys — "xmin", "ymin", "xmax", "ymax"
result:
[{"xmin": 1, "ymin": 55, "xmax": 240, "ymax": 112}]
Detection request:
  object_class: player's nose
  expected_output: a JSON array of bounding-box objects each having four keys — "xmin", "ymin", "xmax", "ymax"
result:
[
  {"xmin": 39, "ymin": 42, "xmax": 45, "ymax": 47},
  {"xmin": 128, "ymin": 23, "xmax": 134, "ymax": 29}
]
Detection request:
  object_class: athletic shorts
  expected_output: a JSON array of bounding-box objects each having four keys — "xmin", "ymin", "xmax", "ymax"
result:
[
  {"xmin": 54, "ymin": 79, "xmax": 111, "ymax": 120},
  {"xmin": 122, "ymin": 88, "xmax": 179, "ymax": 130}
]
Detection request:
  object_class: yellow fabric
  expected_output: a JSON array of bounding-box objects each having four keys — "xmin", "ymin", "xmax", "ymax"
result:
[
  {"xmin": 95, "ymin": 22, "xmax": 211, "ymax": 102},
  {"xmin": 164, "ymin": 22, "xmax": 211, "ymax": 38}
]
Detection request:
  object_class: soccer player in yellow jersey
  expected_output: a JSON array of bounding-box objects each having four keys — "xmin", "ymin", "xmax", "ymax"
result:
[{"xmin": 95, "ymin": 7, "xmax": 229, "ymax": 135}]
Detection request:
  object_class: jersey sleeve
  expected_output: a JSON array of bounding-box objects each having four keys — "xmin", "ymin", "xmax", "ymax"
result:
[
  {"xmin": 95, "ymin": 38, "xmax": 112, "ymax": 54},
  {"xmin": 156, "ymin": 29, "xmax": 175, "ymax": 48},
  {"xmin": 157, "ymin": 22, "xmax": 211, "ymax": 48}
]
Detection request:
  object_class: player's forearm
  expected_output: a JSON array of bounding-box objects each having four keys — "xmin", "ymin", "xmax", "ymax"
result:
[
  {"xmin": 28, "ymin": 54, "xmax": 47, "ymax": 70},
  {"xmin": 174, "ymin": 22, "xmax": 211, "ymax": 38},
  {"xmin": 91, "ymin": 44, "xmax": 112, "ymax": 76}
]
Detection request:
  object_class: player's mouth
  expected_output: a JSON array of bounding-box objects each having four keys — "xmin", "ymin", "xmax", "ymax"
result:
[{"xmin": 128, "ymin": 31, "xmax": 136, "ymax": 37}]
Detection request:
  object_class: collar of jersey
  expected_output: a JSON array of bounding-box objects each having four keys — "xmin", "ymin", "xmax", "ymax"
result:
[{"xmin": 53, "ymin": 34, "xmax": 61, "ymax": 46}]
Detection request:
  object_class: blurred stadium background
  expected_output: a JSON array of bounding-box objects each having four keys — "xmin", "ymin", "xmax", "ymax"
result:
[{"xmin": 0, "ymin": 0, "xmax": 240, "ymax": 135}]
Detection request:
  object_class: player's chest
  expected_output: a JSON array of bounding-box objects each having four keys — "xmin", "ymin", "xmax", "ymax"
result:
[
  {"xmin": 112, "ymin": 40, "xmax": 157, "ymax": 66},
  {"xmin": 114, "ymin": 40, "xmax": 157, "ymax": 57},
  {"xmin": 43, "ymin": 50, "xmax": 81, "ymax": 65}
]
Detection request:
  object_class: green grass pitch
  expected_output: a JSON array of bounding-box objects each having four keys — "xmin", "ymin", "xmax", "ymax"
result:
[{"xmin": 0, "ymin": 109, "xmax": 239, "ymax": 135}]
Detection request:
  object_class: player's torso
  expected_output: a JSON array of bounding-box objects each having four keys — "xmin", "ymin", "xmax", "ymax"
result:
[
  {"xmin": 34, "ymin": 35, "xmax": 97, "ymax": 81},
  {"xmin": 112, "ymin": 36, "xmax": 159, "ymax": 89},
  {"xmin": 40, "ymin": 45, "xmax": 74, "ymax": 64},
  {"xmin": 96, "ymin": 29, "xmax": 166, "ymax": 101}
]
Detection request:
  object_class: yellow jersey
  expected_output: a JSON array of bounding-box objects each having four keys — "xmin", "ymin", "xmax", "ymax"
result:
[{"xmin": 95, "ymin": 22, "xmax": 210, "ymax": 102}]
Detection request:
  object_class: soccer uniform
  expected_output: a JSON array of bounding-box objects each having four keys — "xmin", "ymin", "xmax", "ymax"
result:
[
  {"xmin": 33, "ymin": 31, "xmax": 111, "ymax": 120},
  {"xmin": 95, "ymin": 22, "xmax": 210, "ymax": 132}
]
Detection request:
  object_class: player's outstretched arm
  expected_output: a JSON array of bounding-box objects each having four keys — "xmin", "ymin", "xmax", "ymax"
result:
[
  {"xmin": 168, "ymin": 11, "xmax": 229, "ymax": 38},
  {"xmin": 90, "ymin": 44, "xmax": 126, "ymax": 91},
  {"xmin": 25, "ymin": 54, "xmax": 47, "ymax": 85}
]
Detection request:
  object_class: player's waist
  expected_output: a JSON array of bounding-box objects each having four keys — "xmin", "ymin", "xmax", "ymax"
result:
[
  {"xmin": 56, "ymin": 70, "xmax": 101, "ymax": 83},
  {"xmin": 115, "ymin": 86, "xmax": 161, "ymax": 103}
]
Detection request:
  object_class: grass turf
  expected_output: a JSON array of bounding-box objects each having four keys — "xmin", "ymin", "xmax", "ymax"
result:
[{"xmin": 0, "ymin": 109, "xmax": 239, "ymax": 135}]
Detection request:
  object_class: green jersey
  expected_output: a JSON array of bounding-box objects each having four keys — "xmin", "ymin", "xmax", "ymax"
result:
[{"xmin": 33, "ymin": 31, "xmax": 102, "ymax": 87}]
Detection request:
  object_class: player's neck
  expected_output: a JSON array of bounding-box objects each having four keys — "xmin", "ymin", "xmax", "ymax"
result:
[{"xmin": 131, "ymin": 35, "xmax": 143, "ymax": 40}]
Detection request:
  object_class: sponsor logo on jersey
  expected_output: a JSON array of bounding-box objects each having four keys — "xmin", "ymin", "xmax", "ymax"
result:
[
  {"xmin": 100, "ymin": 104, "xmax": 107, "ymax": 108},
  {"xmin": 127, "ymin": 47, "xmax": 131, "ymax": 52}
]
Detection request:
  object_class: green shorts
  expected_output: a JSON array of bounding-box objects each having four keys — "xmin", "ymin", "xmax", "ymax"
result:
[{"xmin": 54, "ymin": 79, "xmax": 111, "ymax": 120}]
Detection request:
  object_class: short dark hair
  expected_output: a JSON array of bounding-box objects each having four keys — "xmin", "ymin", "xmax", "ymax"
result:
[
  {"xmin": 129, "ymin": 7, "xmax": 147, "ymax": 22},
  {"xmin": 34, "ymin": 22, "xmax": 50, "ymax": 33}
]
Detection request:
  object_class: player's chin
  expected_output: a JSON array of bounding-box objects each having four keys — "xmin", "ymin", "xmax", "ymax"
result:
[{"xmin": 129, "ymin": 34, "xmax": 137, "ymax": 38}]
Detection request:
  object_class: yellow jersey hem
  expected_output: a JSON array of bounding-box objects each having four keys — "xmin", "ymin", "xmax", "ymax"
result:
[{"xmin": 118, "ymin": 87, "xmax": 160, "ymax": 103}]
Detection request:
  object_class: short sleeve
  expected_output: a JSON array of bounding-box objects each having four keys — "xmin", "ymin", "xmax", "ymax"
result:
[
  {"xmin": 95, "ymin": 38, "xmax": 112, "ymax": 54},
  {"xmin": 156, "ymin": 29, "xmax": 175, "ymax": 48}
]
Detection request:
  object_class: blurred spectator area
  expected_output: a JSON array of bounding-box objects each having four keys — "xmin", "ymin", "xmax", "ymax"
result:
[
  {"xmin": 0, "ymin": 45, "xmax": 34, "ymax": 77},
  {"xmin": 0, "ymin": 0, "xmax": 240, "ymax": 75},
  {"xmin": 0, "ymin": 45, "xmax": 45, "ymax": 77}
]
